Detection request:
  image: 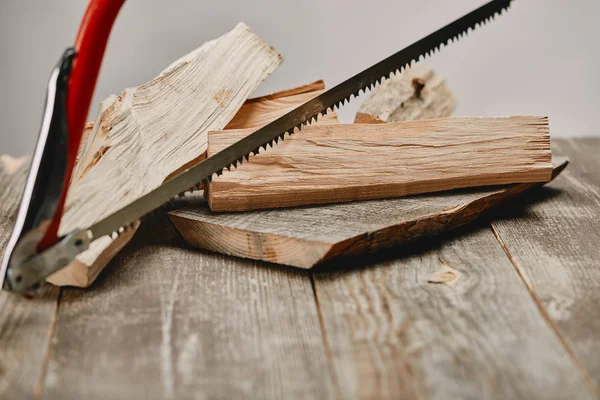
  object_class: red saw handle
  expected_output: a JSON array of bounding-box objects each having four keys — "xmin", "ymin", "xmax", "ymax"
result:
[{"xmin": 38, "ymin": 0, "xmax": 126, "ymax": 250}]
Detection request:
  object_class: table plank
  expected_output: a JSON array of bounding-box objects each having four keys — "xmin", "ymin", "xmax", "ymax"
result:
[
  {"xmin": 490, "ymin": 138, "xmax": 600, "ymax": 391},
  {"xmin": 42, "ymin": 214, "xmax": 334, "ymax": 400},
  {"xmin": 312, "ymin": 225, "xmax": 596, "ymax": 400},
  {"xmin": 0, "ymin": 156, "xmax": 60, "ymax": 400}
]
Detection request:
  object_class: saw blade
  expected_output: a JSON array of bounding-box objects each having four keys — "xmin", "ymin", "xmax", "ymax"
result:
[
  {"xmin": 90, "ymin": 0, "xmax": 513, "ymax": 240},
  {"xmin": 5, "ymin": 0, "xmax": 514, "ymax": 292}
]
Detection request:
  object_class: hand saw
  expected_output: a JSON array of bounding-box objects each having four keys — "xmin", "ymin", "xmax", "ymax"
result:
[{"xmin": 0, "ymin": 0, "xmax": 513, "ymax": 293}]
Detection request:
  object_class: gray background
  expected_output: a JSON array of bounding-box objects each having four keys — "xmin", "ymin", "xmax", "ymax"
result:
[{"xmin": 0, "ymin": 0, "xmax": 597, "ymax": 156}]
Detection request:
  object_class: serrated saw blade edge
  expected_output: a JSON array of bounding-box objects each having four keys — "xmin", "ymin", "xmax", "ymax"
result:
[{"xmin": 87, "ymin": 0, "xmax": 514, "ymax": 239}]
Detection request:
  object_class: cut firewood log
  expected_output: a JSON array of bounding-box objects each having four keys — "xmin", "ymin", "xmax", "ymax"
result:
[
  {"xmin": 170, "ymin": 158, "xmax": 567, "ymax": 269},
  {"xmin": 64, "ymin": 22, "xmax": 281, "ymax": 229},
  {"xmin": 45, "ymin": 22, "xmax": 283, "ymax": 287},
  {"xmin": 204, "ymin": 116, "xmax": 553, "ymax": 212},
  {"xmin": 355, "ymin": 64, "xmax": 457, "ymax": 123}
]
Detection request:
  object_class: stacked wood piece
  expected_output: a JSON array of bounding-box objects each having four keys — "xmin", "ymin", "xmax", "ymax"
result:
[
  {"xmin": 170, "ymin": 158, "xmax": 567, "ymax": 269},
  {"xmin": 205, "ymin": 116, "xmax": 552, "ymax": 212},
  {"xmin": 170, "ymin": 66, "xmax": 557, "ymax": 269},
  {"xmin": 47, "ymin": 79, "xmax": 336, "ymax": 286},
  {"xmin": 355, "ymin": 64, "xmax": 457, "ymax": 123},
  {"xmin": 47, "ymin": 23, "xmax": 283, "ymax": 286}
]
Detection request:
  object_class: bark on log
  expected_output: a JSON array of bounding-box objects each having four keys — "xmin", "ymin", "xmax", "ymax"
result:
[
  {"xmin": 355, "ymin": 65, "xmax": 457, "ymax": 124},
  {"xmin": 205, "ymin": 116, "xmax": 553, "ymax": 212}
]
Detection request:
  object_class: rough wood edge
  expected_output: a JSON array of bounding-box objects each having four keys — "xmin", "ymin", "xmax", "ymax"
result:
[
  {"xmin": 355, "ymin": 64, "xmax": 457, "ymax": 123},
  {"xmin": 244, "ymin": 80, "xmax": 325, "ymax": 104},
  {"xmin": 49, "ymin": 79, "xmax": 329, "ymax": 287},
  {"xmin": 171, "ymin": 158, "xmax": 567, "ymax": 270},
  {"xmin": 320, "ymin": 157, "xmax": 567, "ymax": 265}
]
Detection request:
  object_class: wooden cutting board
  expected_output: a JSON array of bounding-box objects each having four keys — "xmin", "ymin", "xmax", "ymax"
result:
[{"xmin": 169, "ymin": 157, "xmax": 568, "ymax": 269}]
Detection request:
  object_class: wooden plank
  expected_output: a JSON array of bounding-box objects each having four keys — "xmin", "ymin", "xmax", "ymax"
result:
[
  {"xmin": 489, "ymin": 138, "xmax": 600, "ymax": 391},
  {"xmin": 355, "ymin": 64, "xmax": 457, "ymax": 123},
  {"xmin": 205, "ymin": 116, "xmax": 553, "ymax": 212},
  {"xmin": 0, "ymin": 156, "xmax": 59, "ymax": 399},
  {"xmin": 42, "ymin": 213, "xmax": 334, "ymax": 400},
  {"xmin": 312, "ymin": 224, "xmax": 596, "ymax": 399},
  {"xmin": 170, "ymin": 158, "xmax": 567, "ymax": 270}
]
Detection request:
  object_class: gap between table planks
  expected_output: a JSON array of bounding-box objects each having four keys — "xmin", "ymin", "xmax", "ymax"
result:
[
  {"xmin": 2, "ymin": 139, "xmax": 600, "ymax": 399},
  {"xmin": 489, "ymin": 138, "xmax": 600, "ymax": 394}
]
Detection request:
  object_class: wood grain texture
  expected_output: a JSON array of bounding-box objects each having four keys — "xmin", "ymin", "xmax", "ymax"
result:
[
  {"xmin": 489, "ymin": 138, "xmax": 600, "ymax": 392},
  {"xmin": 0, "ymin": 78, "xmax": 333, "ymax": 288},
  {"xmin": 61, "ymin": 21, "xmax": 281, "ymax": 240},
  {"xmin": 170, "ymin": 159, "xmax": 566, "ymax": 269},
  {"xmin": 206, "ymin": 116, "xmax": 553, "ymax": 212},
  {"xmin": 224, "ymin": 80, "xmax": 338, "ymax": 130},
  {"xmin": 47, "ymin": 23, "xmax": 282, "ymax": 287},
  {"xmin": 355, "ymin": 65, "xmax": 457, "ymax": 123},
  {"xmin": 42, "ymin": 214, "xmax": 334, "ymax": 400},
  {"xmin": 0, "ymin": 156, "xmax": 59, "ymax": 399},
  {"xmin": 312, "ymin": 225, "xmax": 596, "ymax": 400}
]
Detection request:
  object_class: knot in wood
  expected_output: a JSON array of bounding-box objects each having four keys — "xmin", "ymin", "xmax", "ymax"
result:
[{"xmin": 412, "ymin": 77, "xmax": 426, "ymax": 99}]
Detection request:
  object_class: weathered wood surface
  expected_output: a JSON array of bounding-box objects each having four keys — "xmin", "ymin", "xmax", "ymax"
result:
[
  {"xmin": 489, "ymin": 138, "xmax": 600, "ymax": 392},
  {"xmin": 311, "ymin": 225, "xmax": 596, "ymax": 400},
  {"xmin": 42, "ymin": 214, "xmax": 334, "ymax": 400},
  {"xmin": 0, "ymin": 156, "xmax": 60, "ymax": 399},
  {"xmin": 355, "ymin": 64, "xmax": 457, "ymax": 124},
  {"xmin": 205, "ymin": 116, "xmax": 553, "ymax": 212},
  {"xmin": 171, "ymin": 158, "xmax": 567, "ymax": 269}
]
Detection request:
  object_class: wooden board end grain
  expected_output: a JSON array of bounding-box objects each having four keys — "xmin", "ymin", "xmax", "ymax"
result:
[{"xmin": 170, "ymin": 158, "xmax": 566, "ymax": 270}]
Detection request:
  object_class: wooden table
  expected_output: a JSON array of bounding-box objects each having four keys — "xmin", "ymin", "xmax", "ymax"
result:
[{"xmin": 1, "ymin": 139, "xmax": 599, "ymax": 400}]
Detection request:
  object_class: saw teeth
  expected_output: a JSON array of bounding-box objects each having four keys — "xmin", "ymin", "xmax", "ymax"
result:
[{"xmin": 91, "ymin": 0, "xmax": 513, "ymax": 238}]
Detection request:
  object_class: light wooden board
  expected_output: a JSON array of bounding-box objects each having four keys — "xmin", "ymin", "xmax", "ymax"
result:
[
  {"xmin": 0, "ymin": 156, "xmax": 60, "ymax": 399},
  {"xmin": 64, "ymin": 22, "xmax": 281, "ymax": 233},
  {"xmin": 489, "ymin": 138, "xmax": 600, "ymax": 392},
  {"xmin": 312, "ymin": 224, "xmax": 596, "ymax": 400},
  {"xmin": 42, "ymin": 213, "xmax": 334, "ymax": 400},
  {"xmin": 205, "ymin": 116, "xmax": 553, "ymax": 212},
  {"xmin": 170, "ymin": 158, "xmax": 566, "ymax": 269},
  {"xmin": 355, "ymin": 64, "xmax": 457, "ymax": 123},
  {"xmin": 46, "ymin": 24, "xmax": 283, "ymax": 287}
]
